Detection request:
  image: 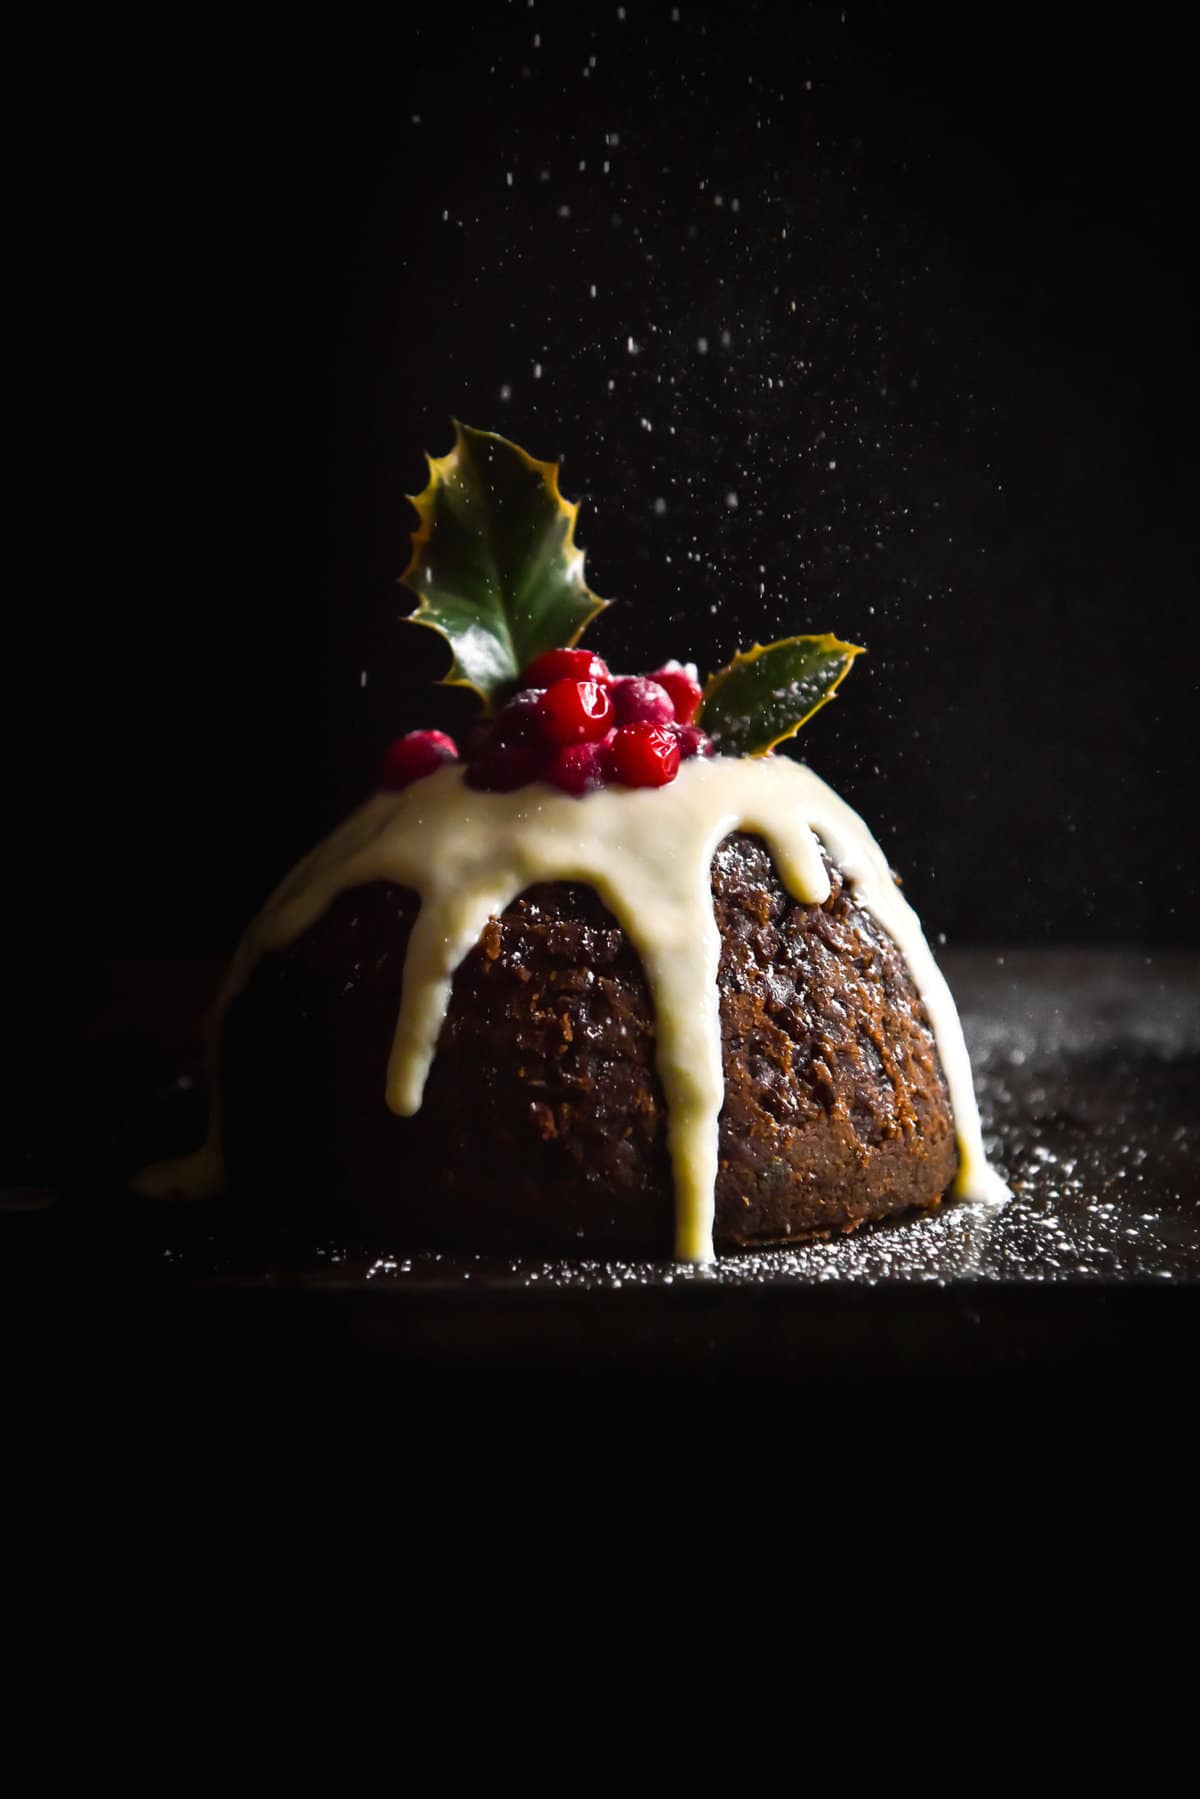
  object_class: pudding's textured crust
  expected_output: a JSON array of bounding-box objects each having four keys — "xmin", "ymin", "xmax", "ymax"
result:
[{"xmin": 221, "ymin": 832, "xmax": 958, "ymax": 1255}]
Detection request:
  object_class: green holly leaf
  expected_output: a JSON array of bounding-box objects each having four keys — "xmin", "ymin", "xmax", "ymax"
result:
[
  {"xmin": 698, "ymin": 634, "xmax": 864, "ymax": 756},
  {"xmin": 401, "ymin": 421, "xmax": 610, "ymax": 706}
]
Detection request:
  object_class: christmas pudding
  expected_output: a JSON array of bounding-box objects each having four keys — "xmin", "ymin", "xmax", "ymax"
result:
[{"xmin": 136, "ymin": 424, "xmax": 1006, "ymax": 1261}]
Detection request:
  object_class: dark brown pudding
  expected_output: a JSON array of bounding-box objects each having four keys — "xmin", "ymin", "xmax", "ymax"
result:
[{"xmin": 220, "ymin": 832, "xmax": 957, "ymax": 1256}]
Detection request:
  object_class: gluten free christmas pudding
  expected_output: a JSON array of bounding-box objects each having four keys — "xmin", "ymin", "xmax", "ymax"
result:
[{"xmin": 137, "ymin": 424, "xmax": 1006, "ymax": 1261}]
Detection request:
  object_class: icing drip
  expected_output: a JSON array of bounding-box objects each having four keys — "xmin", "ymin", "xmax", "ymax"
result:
[{"xmin": 135, "ymin": 756, "xmax": 1008, "ymax": 1259}]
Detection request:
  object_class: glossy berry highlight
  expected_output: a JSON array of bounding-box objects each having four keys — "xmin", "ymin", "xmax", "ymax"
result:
[
  {"xmin": 608, "ymin": 723, "xmax": 681, "ymax": 788},
  {"xmin": 536, "ymin": 678, "xmax": 614, "ymax": 746}
]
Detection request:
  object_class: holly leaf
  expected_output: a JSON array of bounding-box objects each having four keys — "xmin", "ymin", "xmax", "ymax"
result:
[
  {"xmin": 698, "ymin": 634, "xmax": 864, "ymax": 756},
  {"xmin": 401, "ymin": 421, "xmax": 610, "ymax": 706}
]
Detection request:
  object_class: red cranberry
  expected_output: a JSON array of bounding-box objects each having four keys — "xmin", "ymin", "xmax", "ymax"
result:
[
  {"xmin": 536, "ymin": 677, "xmax": 614, "ymax": 747},
  {"xmin": 650, "ymin": 662, "xmax": 703, "ymax": 725},
  {"xmin": 493, "ymin": 686, "xmax": 547, "ymax": 746},
  {"xmin": 674, "ymin": 724, "xmax": 715, "ymax": 760},
  {"xmin": 464, "ymin": 742, "xmax": 544, "ymax": 792},
  {"xmin": 609, "ymin": 723, "xmax": 680, "ymax": 788},
  {"xmin": 379, "ymin": 730, "xmax": 458, "ymax": 791},
  {"xmin": 522, "ymin": 647, "xmax": 611, "ymax": 689},
  {"xmin": 547, "ymin": 739, "xmax": 609, "ymax": 796},
  {"xmin": 610, "ymin": 676, "xmax": 675, "ymax": 727}
]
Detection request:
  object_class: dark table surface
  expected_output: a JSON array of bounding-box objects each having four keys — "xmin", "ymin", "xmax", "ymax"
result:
[
  {"xmin": 5, "ymin": 948, "xmax": 1197, "ymax": 1553},
  {"xmin": 6, "ymin": 946, "xmax": 1198, "ymax": 1296}
]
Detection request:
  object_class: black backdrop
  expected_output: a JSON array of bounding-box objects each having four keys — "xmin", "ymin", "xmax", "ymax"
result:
[
  {"xmin": 5, "ymin": 3, "xmax": 1200, "ymax": 1611},
  {"xmin": 9, "ymin": 4, "xmax": 1198, "ymax": 963}
]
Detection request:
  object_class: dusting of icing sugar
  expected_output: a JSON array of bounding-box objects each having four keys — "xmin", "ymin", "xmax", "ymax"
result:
[{"xmin": 134, "ymin": 755, "xmax": 1007, "ymax": 1261}]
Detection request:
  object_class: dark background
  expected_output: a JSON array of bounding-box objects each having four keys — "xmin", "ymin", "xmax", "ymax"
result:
[
  {"xmin": 8, "ymin": 4, "xmax": 1198, "ymax": 966},
  {"xmin": 4, "ymin": 8, "xmax": 1199, "ymax": 1602}
]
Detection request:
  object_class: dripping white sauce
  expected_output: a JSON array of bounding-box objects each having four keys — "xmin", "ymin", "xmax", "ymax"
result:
[{"xmin": 135, "ymin": 756, "xmax": 1008, "ymax": 1260}]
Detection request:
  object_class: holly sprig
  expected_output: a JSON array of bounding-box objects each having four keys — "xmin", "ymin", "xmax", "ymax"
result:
[
  {"xmin": 698, "ymin": 634, "xmax": 862, "ymax": 755},
  {"xmin": 401, "ymin": 421, "xmax": 609, "ymax": 707},
  {"xmin": 401, "ymin": 423, "xmax": 863, "ymax": 746}
]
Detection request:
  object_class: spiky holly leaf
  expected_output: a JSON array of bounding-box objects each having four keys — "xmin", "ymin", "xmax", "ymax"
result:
[
  {"xmin": 401, "ymin": 421, "xmax": 609, "ymax": 706},
  {"xmin": 698, "ymin": 634, "xmax": 864, "ymax": 756}
]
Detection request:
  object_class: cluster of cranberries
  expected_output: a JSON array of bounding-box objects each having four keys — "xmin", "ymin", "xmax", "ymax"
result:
[{"xmin": 380, "ymin": 650, "xmax": 714, "ymax": 797}]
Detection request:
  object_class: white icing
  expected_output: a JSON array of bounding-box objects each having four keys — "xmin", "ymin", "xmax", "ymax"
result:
[{"xmin": 135, "ymin": 756, "xmax": 1007, "ymax": 1259}]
